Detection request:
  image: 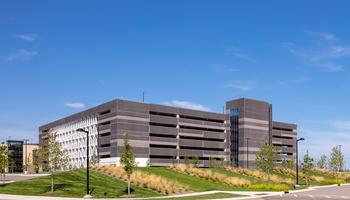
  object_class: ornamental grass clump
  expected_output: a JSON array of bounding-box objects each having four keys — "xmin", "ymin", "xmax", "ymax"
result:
[
  {"xmin": 95, "ymin": 166, "xmax": 188, "ymax": 194},
  {"xmin": 170, "ymin": 164, "xmax": 250, "ymax": 187},
  {"xmin": 316, "ymin": 168, "xmax": 350, "ymax": 181},
  {"xmin": 247, "ymin": 183, "xmax": 289, "ymax": 191},
  {"xmin": 227, "ymin": 166, "xmax": 293, "ymax": 185},
  {"xmin": 276, "ymin": 166, "xmax": 325, "ymax": 182}
]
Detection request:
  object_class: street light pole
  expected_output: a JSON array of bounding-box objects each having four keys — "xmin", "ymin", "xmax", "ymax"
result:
[
  {"xmin": 296, "ymin": 138, "xmax": 305, "ymax": 185},
  {"xmin": 77, "ymin": 128, "xmax": 91, "ymax": 198}
]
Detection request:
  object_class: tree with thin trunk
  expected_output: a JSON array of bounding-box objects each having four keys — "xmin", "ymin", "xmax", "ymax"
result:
[
  {"xmin": 120, "ymin": 133, "xmax": 136, "ymax": 196},
  {"xmin": 0, "ymin": 144, "xmax": 9, "ymax": 184},
  {"xmin": 220, "ymin": 157, "xmax": 225, "ymax": 168},
  {"xmin": 90, "ymin": 152, "xmax": 99, "ymax": 167},
  {"xmin": 287, "ymin": 155, "xmax": 296, "ymax": 169},
  {"xmin": 192, "ymin": 156, "xmax": 199, "ymax": 167},
  {"xmin": 301, "ymin": 150, "xmax": 314, "ymax": 185},
  {"xmin": 38, "ymin": 132, "xmax": 68, "ymax": 192},
  {"xmin": 317, "ymin": 154, "xmax": 328, "ymax": 169},
  {"xmin": 209, "ymin": 156, "xmax": 217, "ymax": 168},
  {"xmin": 184, "ymin": 154, "xmax": 190, "ymax": 166},
  {"xmin": 329, "ymin": 146, "xmax": 345, "ymax": 172},
  {"xmin": 255, "ymin": 139, "xmax": 277, "ymax": 179}
]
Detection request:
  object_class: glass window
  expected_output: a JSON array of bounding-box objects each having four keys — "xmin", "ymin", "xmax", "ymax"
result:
[{"xmin": 230, "ymin": 108, "xmax": 239, "ymax": 116}]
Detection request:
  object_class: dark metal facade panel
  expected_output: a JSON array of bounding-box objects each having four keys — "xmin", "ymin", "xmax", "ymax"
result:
[{"xmin": 39, "ymin": 97, "xmax": 296, "ymax": 168}]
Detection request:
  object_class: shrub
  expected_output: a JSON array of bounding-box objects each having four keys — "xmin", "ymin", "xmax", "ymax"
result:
[
  {"xmin": 95, "ymin": 166, "xmax": 188, "ymax": 194},
  {"xmin": 275, "ymin": 166, "xmax": 306, "ymax": 179},
  {"xmin": 310, "ymin": 175, "xmax": 324, "ymax": 182},
  {"xmin": 248, "ymin": 183, "xmax": 289, "ymax": 191},
  {"xmin": 227, "ymin": 166, "xmax": 293, "ymax": 185},
  {"xmin": 171, "ymin": 164, "xmax": 250, "ymax": 187},
  {"xmin": 322, "ymin": 179, "xmax": 346, "ymax": 185}
]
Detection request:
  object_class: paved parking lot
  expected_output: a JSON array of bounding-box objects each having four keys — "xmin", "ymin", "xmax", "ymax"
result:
[{"xmin": 2, "ymin": 174, "xmax": 49, "ymax": 182}]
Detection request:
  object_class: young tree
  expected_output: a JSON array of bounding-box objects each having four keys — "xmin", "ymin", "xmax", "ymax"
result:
[
  {"xmin": 281, "ymin": 159, "xmax": 288, "ymax": 168},
  {"xmin": 287, "ymin": 155, "xmax": 296, "ymax": 169},
  {"xmin": 255, "ymin": 139, "xmax": 277, "ymax": 176},
  {"xmin": 192, "ymin": 156, "xmax": 199, "ymax": 167},
  {"xmin": 317, "ymin": 154, "xmax": 328, "ymax": 169},
  {"xmin": 209, "ymin": 156, "xmax": 217, "ymax": 168},
  {"xmin": 171, "ymin": 156, "xmax": 176, "ymax": 165},
  {"xmin": 32, "ymin": 149, "xmax": 40, "ymax": 173},
  {"xmin": 0, "ymin": 144, "xmax": 9, "ymax": 184},
  {"xmin": 220, "ymin": 157, "xmax": 225, "ymax": 168},
  {"xmin": 120, "ymin": 134, "xmax": 136, "ymax": 196},
  {"xmin": 40, "ymin": 132, "xmax": 69, "ymax": 192},
  {"xmin": 301, "ymin": 151, "xmax": 314, "ymax": 185},
  {"xmin": 90, "ymin": 152, "xmax": 99, "ymax": 167},
  {"xmin": 329, "ymin": 146, "xmax": 345, "ymax": 172},
  {"xmin": 184, "ymin": 154, "xmax": 190, "ymax": 166}
]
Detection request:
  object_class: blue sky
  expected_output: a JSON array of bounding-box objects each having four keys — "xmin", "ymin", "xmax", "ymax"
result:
[{"xmin": 1, "ymin": 1, "xmax": 350, "ymax": 166}]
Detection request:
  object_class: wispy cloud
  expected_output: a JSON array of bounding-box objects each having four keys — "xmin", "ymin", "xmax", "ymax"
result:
[
  {"xmin": 299, "ymin": 128, "xmax": 350, "ymax": 165},
  {"xmin": 5, "ymin": 49, "xmax": 38, "ymax": 61},
  {"xmin": 330, "ymin": 120, "xmax": 350, "ymax": 130},
  {"xmin": 305, "ymin": 31, "xmax": 338, "ymax": 41},
  {"xmin": 64, "ymin": 102, "xmax": 86, "ymax": 109},
  {"xmin": 14, "ymin": 33, "xmax": 38, "ymax": 42},
  {"xmin": 224, "ymin": 80, "xmax": 255, "ymax": 91},
  {"xmin": 212, "ymin": 64, "xmax": 239, "ymax": 73},
  {"xmin": 163, "ymin": 100, "xmax": 210, "ymax": 111},
  {"xmin": 298, "ymin": 118, "xmax": 350, "ymax": 167},
  {"xmin": 226, "ymin": 46, "xmax": 255, "ymax": 62},
  {"xmin": 276, "ymin": 76, "xmax": 309, "ymax": 86},
  {"xmin": 283, "ymin": 32, "xmax": 350, "ymax": 72}
]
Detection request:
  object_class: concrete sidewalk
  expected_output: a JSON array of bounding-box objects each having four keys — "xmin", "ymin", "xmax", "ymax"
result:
[
  {"xmin": 0, "ymin": 191, "xmax": 280, "ymax": 200},
  {"xmin": 1, "ymin": 185, "xmax": 349, "ymax": 200}
]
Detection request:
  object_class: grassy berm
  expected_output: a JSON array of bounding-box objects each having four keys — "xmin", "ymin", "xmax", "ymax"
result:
[{"xmin": 0, "ymin": 169, "xmax": 159, "ymax": 198}]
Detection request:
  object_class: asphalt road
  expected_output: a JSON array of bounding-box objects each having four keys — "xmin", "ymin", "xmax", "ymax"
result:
[{"xmin": 251, "ymin": 184, "xmax": 350, "ymax": 200}]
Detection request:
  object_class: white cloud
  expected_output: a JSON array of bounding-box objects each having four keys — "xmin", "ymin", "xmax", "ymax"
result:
[
  {"xmin": 226, "ymin": 46, "xmax": 255, "ymax": 62},
  {"xmin": 64, "ymin": 102, "xmax": 85, "ymax": 109},
  {"xmin": 14, "ymin": 33, "xmax": 38, "ymax": 42},
  {"xmin": 6, "ymin": 49, "xmax": 38, "ymax": 61},
  {"xmin": 306, "ymin": 31, "xmax": 338, "ymax": 41},
  {"xmin": 283, "ymin": 32, "xmax": 350, "ymax": 72},
  {"xmin": 330, "ymin": 120, "xmax": 350, "ymax": 130},
  {"xmin": 212, "ymin": 64, "xmax": 239, "ymax": 73},
  {"xmin": 224, "ymin": 80, "xmax": 254, "ymax": 91},
  {"xmin": 298, "ymin": 128, "xmax": 350, "ymax": 168},
  {"xmin": 163, "ymin": 100, "xmax": 210, "ymax": 111},
  {"xmin": 277, "ymin": 76, "xmax": 309, "ymax": 86}
]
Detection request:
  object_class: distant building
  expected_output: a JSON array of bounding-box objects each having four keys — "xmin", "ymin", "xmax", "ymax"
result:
[
  {"xmin": 23, "ymin": 143, "xmax": 39, "ymax": 172},
  {"xmin": 39, "ymin": 98, "xmax": 297, "ymax": 168},
  {"xmin": 7, "ymin": 140, "xmax": 23, "ymax": 173}
]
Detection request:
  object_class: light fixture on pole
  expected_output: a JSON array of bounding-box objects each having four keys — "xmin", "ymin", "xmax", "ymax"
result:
[
  {"xmin": 77, "ymin": 128, "xmax": 91, "ymax": 198},
  {"xmin": 296, "ymin": 137, "xmax": 305, "ymax": 186}
]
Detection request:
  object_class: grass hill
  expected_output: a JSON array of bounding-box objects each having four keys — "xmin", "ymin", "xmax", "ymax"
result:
[{"xmin": 0, "ymin": 169, "xmax": 159, "ymax": 198}]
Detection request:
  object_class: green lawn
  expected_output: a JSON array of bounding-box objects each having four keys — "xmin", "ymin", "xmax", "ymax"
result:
[
  {"xmin": 210, "ymin": 168, "xmax": 261, "ymax": 183},
  {"xmin": 0, "ymin": 169, "xmax": 160, "ymax": 198},
  {"xmin": 137, "ymin": 167, "xmax": 238, "ymax": 192},
  {"xmin": 272, "ymin": 169, "xmax": 346, "ymax": 186},
  {"xmin": 138, "ymin": 167, "xmax": 290, "ymax": 192}
]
